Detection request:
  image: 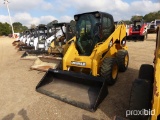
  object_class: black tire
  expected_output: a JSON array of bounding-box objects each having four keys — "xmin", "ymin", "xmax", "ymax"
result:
[
  {"xmin": 128, "ymin": 79, "xmax": 152, "ymax": 120},
  {"xmin": 116, "ymin": 50, "xmax": 129, "ymax": 72},
  {"xmin": 100, "ymin": 57, "xmax": 118, "ymax": 85},
  {"xmin": 144, "ymin": 33, "xmax": 147, "ymax": 41},
  {"xmin": 57, "ymin": 61, "xmax": 62, "ymax": 70},
  {"xmin": 140, "ymin": 35, "xmax": 145, "ymax": 41},
  {"xmin": 138, "ymin": 64, "xmax": 154, "ymax": 82},
  {"xmin": 18, "ymin": 47, "xmax": 23, "ymax": 51}
]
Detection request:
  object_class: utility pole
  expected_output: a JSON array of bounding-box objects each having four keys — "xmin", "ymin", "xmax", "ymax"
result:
[{"xmin": 4, "ymin": 0, "xmax": 15, "ymax": 38}]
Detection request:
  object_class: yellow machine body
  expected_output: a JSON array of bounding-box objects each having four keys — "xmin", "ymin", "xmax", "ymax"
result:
[{"xmin": 63, "ymin": 24, "xmax": 127, "ymax": 76}]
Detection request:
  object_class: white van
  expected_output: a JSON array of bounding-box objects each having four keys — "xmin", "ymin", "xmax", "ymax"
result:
[{"xmin": 155, "ymin": 19, "xmax": 160, "ymax": 29}]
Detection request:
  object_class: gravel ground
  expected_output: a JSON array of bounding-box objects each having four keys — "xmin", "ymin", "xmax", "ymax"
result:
[{"xmin": 0, "ymin": 34, "xmax": 156, "ymax": 120}]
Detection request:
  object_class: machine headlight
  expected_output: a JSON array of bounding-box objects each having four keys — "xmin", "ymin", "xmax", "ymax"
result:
[
  {"xmin": 109, "ymin": 39, "xmax": 113, "ymax": 47},
  {"xmin": 121, "ymin": 39, "xmax": 126, "ymax": 47},
  {"xmin": 95, "ymin": 12, "xmax": 100, "ymax": 18}
]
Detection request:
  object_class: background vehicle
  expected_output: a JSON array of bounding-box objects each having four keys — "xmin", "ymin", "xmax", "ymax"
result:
[
  {"xmin": 12, "ymin": 32, "xmax": 23, "ymax": 46},
  {"xmin": 147, "ymin": 22, "xmax": 156, "ymax": 34},
  {"xmin": 30, "ymin": 22, "xmax": 76, "ymax": 71},
  {"xmin": 146, "ymin": 20, "xmax": 160, "ymax": 39},
  {"xmin": 127, "ymin": 19, "xmax": 147, "ymax": 41},
  {"xmin": 20, "ymin": 21, "xmax": 75, "ymax": 60},
  {"xmin": 18, "ymin": 28, "xmax": 37, "ymax": 51},
  {"xmin": 15, "ymin": 30, "xmax": 30, "ymax": 48}
]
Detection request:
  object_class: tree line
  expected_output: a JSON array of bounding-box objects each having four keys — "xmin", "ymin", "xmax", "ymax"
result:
[
  {"xmin": 0, "ymin": 22, "xmax": 28, "ymax": 36},
  {"xmin": 0, "ymin": 10, "xmax": 160, "ymax": 36},
  {"xmin": 123, "ymin": 10, "xmax": 160, "ymax": 24}
]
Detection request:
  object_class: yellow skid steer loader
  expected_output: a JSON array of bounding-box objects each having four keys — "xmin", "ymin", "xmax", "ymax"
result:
[
  {"xmin": 36, "ymin": 11, "xmax": 129, "ymax": 111},
  {"xmin": 126, "ymin": 26, "xmax": 160, "ymax": 120}
]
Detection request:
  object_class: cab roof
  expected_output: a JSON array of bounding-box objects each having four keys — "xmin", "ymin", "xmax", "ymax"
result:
[
  {"xmin": 74, "ymin": 11, "xmax": 112, "ymax": 19},
  {"xmin": 52, "ymin": 22, "xmax": 70, "ymax": 27}
]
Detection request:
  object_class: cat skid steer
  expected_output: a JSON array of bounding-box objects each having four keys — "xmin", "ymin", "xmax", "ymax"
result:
[
  {"xmin": 114, "ymin": 27, "xmax": 160, "ymax": 120},
  {"xmin": 30, "ymin": 22, "xmax": 76, "ymax": 71},
  {"xmin": 36, "ymin": 11, "xmax": 129, "ymax": 111},
  {"xmin": 126, "ymin": 26, "xmax": 160, "ymax": 120}
]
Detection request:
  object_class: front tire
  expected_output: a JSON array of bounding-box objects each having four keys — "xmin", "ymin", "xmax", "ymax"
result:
[
  {"xmin": 128, "ymin": 79, "xmax": 152, "ymax": 120},
  {"xmin": 100, "ymin": 58, "xmax": 119, "ymax": 85},
  {"xmin": 116, "ymin": 50, "xmax": 129, "ymax": 72},
  {"xmin": 138, "ymin": 64, "xmax": 154, "ymax": 82}
]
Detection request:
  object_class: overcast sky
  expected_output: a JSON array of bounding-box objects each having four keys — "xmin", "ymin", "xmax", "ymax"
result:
[{"xmin": 0, "ymin": 0, "xmax": 159, "ymax": 27}]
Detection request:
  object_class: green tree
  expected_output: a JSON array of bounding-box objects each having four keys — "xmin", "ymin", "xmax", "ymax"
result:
[
  {"xmin": 143, "ymin": 11, "xmax": 160, "ymax": 22},
  {"xmin": 13, "ymin": 22, "xmax": 28, "ymax": 33},
  {"xmin": 22, "ymin": 26, "xmax": 28, "ymax": 31},
  {"xmin": 0, "ymin": 22, "xmax": 28, "ymax": 36},
  {"xmin": 123, "ymin": 20, "xmax": 132, "ymax": 25},
  {"xmin": 131, "ymin": 15, "xmax": 143, "ymax": 21},
  {"xmin": 13, "ymin": 22, "xmax": 22, "ymax": 32},
  {"xmin": 0, "ymin": 22, "xmax": 12, "ymax": 36}
]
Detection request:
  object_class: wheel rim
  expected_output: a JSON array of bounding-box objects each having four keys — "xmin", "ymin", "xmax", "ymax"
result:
[
  {"xmin": 125, "ymin": 55, "xmax": 129, "ymax": 67},
  {"xmin": 112, "ymin": 63, "xmax": 118, "ymax": 79}
]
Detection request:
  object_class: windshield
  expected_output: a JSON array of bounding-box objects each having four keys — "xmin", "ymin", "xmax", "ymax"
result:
[
  {"xmin": 55, "ymin": 26, "xmax": 64, "ymax": 38},
  {"xmin": 135, "ymin": 21, "xmax": 141, "ymax": 26},
  {"xmin": 30, "ymin": 30, "xmax": 35, "ymax": 37},
  {"xmin": 47, "ymin": 26, "xmax": 59, "ymax": 37},
  {"xmin": 39, "ymin": 29, "xmax": 47, "ymax": 36},
  {"xmin": 25, "ymin": 31, "xmax": 30, "ymax": 37},
  {"xmin": 76, "ymin": 14, "xmax": 100, "ymax": 56},
  {"xmin": 37, "ymin": 28, "xmax": 47, "ymax": 41}
]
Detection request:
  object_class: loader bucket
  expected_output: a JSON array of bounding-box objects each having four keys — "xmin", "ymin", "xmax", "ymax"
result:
[
  {"xmin": 21, "ymin": 50, "xmax": 48, "ymax": 60},
  {"xmin": 18, "ymin": 46, "xmax": 35, "ymax": 51},
  {"xmin": 36, "ymin": 69, "xmax": 108, "ymax": 111},
  {"xmin": 31, "ymin": 56, "xmax": 61, "ymax": 72},
  {"xmin": 15, "ymin": 43, "xmax": 27, "ymax": 49},
  {"xmin": 12, "ymin": 41, "xmax": 20, "ymax": 46}
]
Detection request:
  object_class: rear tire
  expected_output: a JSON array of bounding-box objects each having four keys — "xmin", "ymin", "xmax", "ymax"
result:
[
  {"xmin": 128, "ymin": 79, "xmax": 152, "ymax": 120},
  {"xmin": 116, "ymin": 50, "xmax": 129, "ymax": 72},
  {"xmin": 138, "ymin": 64, "xmax": 154, "ymax": 82},
  {"xmin": 141, "ymin": 35, "xmax": 145, "ymax": 41},
  {"xmin": 18, "ymin": 47, "xmax": 23, "ymax": 51},
  {"xmin": 57, "ymin": 61, "xmax": 62, "ymax": 70},
  {"xmin": 100, "ymin": 58, "xmax": 118, "ymax": 85}
]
